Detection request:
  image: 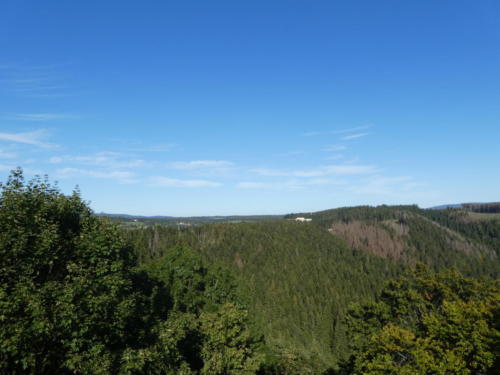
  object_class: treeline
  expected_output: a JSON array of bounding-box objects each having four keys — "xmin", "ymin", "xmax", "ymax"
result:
[
  {"xmin": 102, "ymin": 214, "xmax": 283, "ymax": 227},
  {"xmin": 286, "ymin": 205, "xmax": 420, "ymax": 227},
  {"xmin": 462, "ymin": 202, "xmax": 500, "ymax": 213}
]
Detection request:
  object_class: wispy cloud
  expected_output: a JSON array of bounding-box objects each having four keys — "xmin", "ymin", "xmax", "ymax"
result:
[
  {"xmin": 351, "ymin": 175, "xmax": 418, "ymax": 195},
  {"xmin": 276, "ymin": 150, "xmax": 305, "ymax": 157},
  {"xmin": 237, "ymin": 178, "xmax": 346, "ymax": 191},
  {"xmin": 55, "ymin": 167, "xmax": 137, "ymax": 184},
  {"xmin": 12, "ymin": 113, "xmax": 79, "ymax": 121},
  {"xmin": 129, "ymin": 144, "xmax": 176, "ymax": 152},
  {"xmin": 167, "ymin": 160, "xmax": 234, "ymax": 170},
  {"xmin": 49, "ymin": 156, "xmax": 63, "ymax": 163},
  {"xmin": 0, "ymin": 130, "xmax": 55, "ymax": 148},
  {"xmin": 237, "ymin": 182, "xmax": 275, "ymax": 189},
  {"xmin": 341, "ymin": 132, "xmax": 369, "ymax": 140},
  {"xmin": 0, "ymin": 163, "xmax": 15, "ymax": 171},
  {"xmin": 322, "ymin": 145, "xmax": 346, "ymax": 152},
  {"xmin": 0, "ymin": 164, "xmax": 42, "ymax": 175},
  {"xmin": 251, "ymin": 164, "xmax": 377, "ymax": 178},
  {"xmin": 0, "ymin": 149, "xmax": 18, "ymax": 159},
  {"xmin": 150, "ymin": 176, "xmax": 222, "ymax": 188},
  {"xmin": 237, "ymin": 180, "xmax": 304, "ymax": 191},
  {"xmin": 0, "ymin": 64, "xmax": 75, "ymax": 98},
  {"xmin": 303, "ymin": 125, "xmax": 371, "ymax": 137},
  {"xmin": 50, "ymin": 151, "xmax": 145, "ymax": 169},
  {"xmin": 325, "ymin": 154, "xmax": 344, "ymax": 161}
]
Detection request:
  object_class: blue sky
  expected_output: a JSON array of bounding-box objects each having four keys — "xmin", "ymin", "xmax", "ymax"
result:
[{"xmin": 1, "ymin": 0, "xmax": 499, "ymax": 216}]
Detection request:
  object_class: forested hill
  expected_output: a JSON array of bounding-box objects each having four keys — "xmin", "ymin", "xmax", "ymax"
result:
[
  {"xmin": 123, "ymin": 205, "xmax": 500, "ymax": 371},
  {"xmin": 286, "ymin": 205, "xmax": 500, "ymax": 277},
  {"xmin": 124, "ymin": 221, "xmax": 402, "ymax": 369}
]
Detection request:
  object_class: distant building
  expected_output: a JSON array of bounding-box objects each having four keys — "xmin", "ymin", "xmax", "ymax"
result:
[{"xmin": 295, "ymin": 217, "xmax": 312, "ymax": 222}]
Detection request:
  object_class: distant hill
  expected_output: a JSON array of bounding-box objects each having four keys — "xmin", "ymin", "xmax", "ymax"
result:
[
  {"xmin": 429, "ymin": 201, "xmax": 500, "ymax": 211},
  {"xmin": 462, "ymin": 202, "xmax": 500, "ymax": 213},
  {"xmin": 287, "ymin": 205, "xmax": 500, "ymax": 274},
  {"xmin": 99, "ymin": 213, "xmax": 283, "ymax": 227},
  {"xmin": 429, "ymin": 203, "xmax": 464, "ymax": 209},
  {"xmin": 96, "ymin": 212, "xmax": 173, "ymax": 219}
]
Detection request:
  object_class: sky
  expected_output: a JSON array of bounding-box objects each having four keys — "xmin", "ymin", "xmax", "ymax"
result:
[{"xmin": 0, "ymin": 0, "xmax": 499, "ymax": 216}]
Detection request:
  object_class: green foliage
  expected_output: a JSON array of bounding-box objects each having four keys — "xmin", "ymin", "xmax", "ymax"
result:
[
  {"xmin": 2, "ymin": 169, "xmax": 498, "ymax": 374},
  {"xmin": 199, "ymin": 303, "xmax": 263, "ymax": 375},
  {"xmin": 462, "ymin": 202, "xmax": 500, "ymax": 214},
  {"xmin": 293, "ymin": 205, "xmax": 500, "ymax": 277},
  {"xmin": 0, "ymin": 169, "xmax": 142, "ymax": 373},
  {"xmin": 124, "ymin": 204, "xmax": 500, "ymax": 372},
  {"xmin": 421, "ymin": 208, "xmax": 500, "ymax": 259},
  {"xmin": 343, "ymin": 265, "xmax": 500, "ymax": 375},
  {"xmin": 144, "ymin": 246, "xmax": 244, "ymax": 314},
  {"xmin": 120, "ymin": 312, "xmax": 200, "ymax": 375},
  {"xmin": 124, "ymin": 221, "xmax": 403, "ymax": 371},
  {"xmin": 286, "ymin": 205, "xmax": 420, "ymax": 227},
  {"xmin": 0, "ymin": 169, "xmax": 264, "ymax": 374}
]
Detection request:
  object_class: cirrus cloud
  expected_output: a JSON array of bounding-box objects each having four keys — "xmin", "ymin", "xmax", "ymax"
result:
[
  {"xmin": 0, "ymin": 129, "xmax": 56, "ymax": 148},
  {"xmin": 150, "ymin": 176, "xmax": 222, "ymax": 188},
  {"xmin": 167, "ymin": 160, "xmax": 234, "ymax": 170},
  {"xmin": 250, "ymin": 164, "xmax": 377, "ymax": 178}
]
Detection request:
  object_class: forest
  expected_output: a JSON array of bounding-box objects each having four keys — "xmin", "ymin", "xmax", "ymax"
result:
[{"xmin": 1, "ymin": 169, "xmax": 499, "ymax": 374}]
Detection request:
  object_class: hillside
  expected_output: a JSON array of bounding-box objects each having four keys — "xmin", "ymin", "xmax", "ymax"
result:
[
  {"xmin": 124, "ymin": 221, "xmax": 401, "ymax": 369},
  {"xmin": 287, "ymin": 205, "xmax": 500, "ymax": 277}
]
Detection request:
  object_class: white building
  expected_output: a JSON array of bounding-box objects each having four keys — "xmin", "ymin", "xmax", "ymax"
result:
[{"xmin": 295, "ymin": 217, "xmax": 312, "ymax": 222}]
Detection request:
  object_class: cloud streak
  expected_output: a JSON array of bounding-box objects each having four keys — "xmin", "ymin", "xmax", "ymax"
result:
[
  {"xmin": 167, "ymin": 160, "xmax": 234, "ymax": 170},
  {"xmin": 0, "ymin": 149, "xmax": 18, "ymax": 159},
  {"xmin": 129, "ymin": 144, "xmax": 176, "ymax": 152},
  {"xmin": 50, "ymin": 151, "xmax": 145, "ymax": 169},
  {"xmin": 150, "ymin": 176, "xmax": 222, "ymax": 188},
  {"xmin": 251, "ymin": 164, "xmax": 377, "ymax": 178},
  {"xmin": 237, "ymin": 178, "xmax": 346, "ymax": 190},
  {"xmin": 350, "ymin": 175, "xmax": 422, "ymax": 196},
  {"xmin": 0, "ymin": 130, "xmax": 55, "ymax": 148},
  {"xmin": 322, "ymin": 145, "xmax": 346, "ymax": 152},
  {"xmin": 55, "ymin": 167, "xmax": 137, "ymax": 184},
  {"xmin": 0, "ymin": 64, "xmax": 74, "ymax": 98},
  {"xmin": 13, "ymin": 113, "xmax": 78, "ymax": 121},
  {"xmin": 303, "ymin": 125, "xmax": 371, "ymax": 137},
  {"xmin": 341, "ymin": 132, "xmax": 369, "ymax": 140}
]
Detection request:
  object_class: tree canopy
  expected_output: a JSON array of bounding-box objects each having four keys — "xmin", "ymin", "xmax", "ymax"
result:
[
  {"xmin": 0, "ymin": 169, "xmax": 263, "ymax": 374},
  {"xmin": 343, "ymin": 265, "xmax": 500, "ymax": 375}
]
